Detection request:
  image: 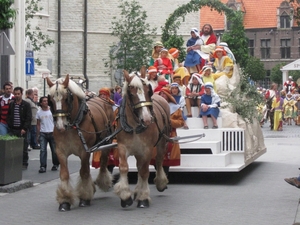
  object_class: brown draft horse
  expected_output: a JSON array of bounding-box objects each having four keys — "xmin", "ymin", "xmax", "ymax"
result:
[
  {"xmin": 46, "ymin": 75, "xmax": 114, "ymax": 211},
  {"xmin": 114, "ymin": 67, "xmax": 171, "ymax": 208}
]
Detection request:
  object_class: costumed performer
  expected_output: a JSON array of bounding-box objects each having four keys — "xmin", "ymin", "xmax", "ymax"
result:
[
  {"xmin": 200, "ymin": 82, "xmax": 220, "ymax": 129},
  {"xmin": 150, "ymin": 87, "xmax": 184, "ymax": 176},
  {"xmin": 212, "ymin": 46, "xmax": 234, "ymax": 80}
]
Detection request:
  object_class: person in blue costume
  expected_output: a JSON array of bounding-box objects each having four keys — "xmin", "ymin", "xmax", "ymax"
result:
[
  {"xmin": 184, "ymin": 28, "xmax": 202, "ymax": 73},
  {"xmin": 170, "ymin": 82, "xmax": 189, "ymax": 129},
  {"xmin": 200, "ymin": 82, "xmax": 221, "ymax": 129}
]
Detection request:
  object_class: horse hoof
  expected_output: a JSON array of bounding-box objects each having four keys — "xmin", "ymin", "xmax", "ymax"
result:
[
  {"xmin": 121, "ymin": 197, "xmax": 133, "ymax": 208},
  {"xmin": 157, "ymin": 186, "xmax": 168, "ymax": 192},
  {"xmin": 58, "ymin": 202, "xmax": 71, "ymax": 212},
  {"xmin": 79, "ymin": 199, "xmax": 91, "ymax": 207},
  {"xmin": 137, "ymin": 199, "xmax": 149, "ymax": 208}
]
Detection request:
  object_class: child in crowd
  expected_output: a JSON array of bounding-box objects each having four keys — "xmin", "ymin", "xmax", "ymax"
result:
[
  {"xmin": 185, "ymin": 73, "xmax": 205, "ymax": 117},
  {"xmin": 153, "ymin": 75, "xmax": 169, "ymax": 93},
  {"xmin": 154, "ymin": 48, "xmax": 173, "ymax": 81},
  {"xmin": 147, "ymin": 66, "xmax": 158, "ymax": 91}
]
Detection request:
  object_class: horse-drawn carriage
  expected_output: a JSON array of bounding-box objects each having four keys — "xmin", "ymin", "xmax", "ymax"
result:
[{"xmin": 46, "ymin": 65, "xmax": 266, "ymax": 211}]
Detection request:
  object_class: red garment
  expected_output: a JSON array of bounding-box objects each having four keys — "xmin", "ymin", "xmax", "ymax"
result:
[
  {"xmin": 198, "ymin": 33, "xmax": 217, "ymax": 70},
  {"xmin": 0, "ymin": 95, "xmax": 15, "ymax": 124},
  {"xmin": 199, "ymin": 32, "xmax": 217, "ymax": 45},
  {"xmin": 186, "ymin": 84, "xmax": 205, "ymax": 97},
  {"xmin": 154, "ymin": 57, "xmax": 173, "ymax": 75},
  {"xmin": 283, "ymin": 80, "xmax": 296, "ymax": 92},
  {"xmin": 154, "ymin": 81, "xmax": 169, "ymax": 93}
]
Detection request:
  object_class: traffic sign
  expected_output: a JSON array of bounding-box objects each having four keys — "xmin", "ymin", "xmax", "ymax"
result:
[
  {"xmin": 25, "ymin": 50, "xmax": 34, "ymax": 76},
  {"xmin": 0, "ymin": 32, "xmax": 15, "ymax": 55},
  {"xmin": 26, "ymin": 50, "xmax": 34, "ymax": 58},
  {"xmin": 26, "ymin": 58, "xmax": 34, "ymax": 75}
]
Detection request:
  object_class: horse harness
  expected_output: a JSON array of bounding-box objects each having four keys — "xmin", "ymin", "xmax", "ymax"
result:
[{"xmin": 52, "ymin": 82, "xmax": 113, "ymax": 152}]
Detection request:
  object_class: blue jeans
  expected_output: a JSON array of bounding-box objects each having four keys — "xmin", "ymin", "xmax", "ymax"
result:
[
  {"xmin": 27, "ymin": 125, "xmax": 38, "ymax": 147},
  {"xmin": 39, "ymin": 132, "xmax": 59, "ymax": 168},
  {"xmin": 0, "ymin": 123, "xmax": 8, "ymax": 135}
]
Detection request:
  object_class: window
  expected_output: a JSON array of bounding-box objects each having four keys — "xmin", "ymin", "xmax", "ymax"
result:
[
  {"xmin": 280, "ymin": 39, "xmax": 291, "ymax": 58},
  {"xmin": 261, "ymin": 39, "xmax": 271, "ymax": 59},
  {"xmin": 248, "ymin": 40, "xmax": 254, "ymax": 56},
  {"xmin": 280, "ymin": 13, "xmax": 291, "ymax": 28}
]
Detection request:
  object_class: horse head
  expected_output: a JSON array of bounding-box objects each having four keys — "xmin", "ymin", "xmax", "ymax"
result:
[
  {"xmin": 47, "ymin": 74, "xmax": 86, "ymax": 131},
  {"xmin": 123, "ymin": 67, "xmax": 154, "ymax": 126}
]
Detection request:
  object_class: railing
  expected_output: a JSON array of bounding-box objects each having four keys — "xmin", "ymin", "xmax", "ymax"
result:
[{"xmin": 222, "ymin": 130, "xmax": 244, "ymax": 152}]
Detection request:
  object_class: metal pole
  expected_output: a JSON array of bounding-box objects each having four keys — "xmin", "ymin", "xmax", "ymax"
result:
[
  {"xmin": 83, "ymin": 0, "xmax": 89, "ymax": 89},
  {"xmin": 57, "ymin": 0, "xmax": 61, "ymax": 78},
  {"xmin": 43, "ymin": 78, "xmax": 46, "ymax": 96}
]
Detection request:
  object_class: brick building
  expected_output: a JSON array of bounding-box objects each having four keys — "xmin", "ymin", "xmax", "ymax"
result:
[
  {"xmin": 200, "ymin": 0, "xmax": 300, "ymax": 88},
  {"xmin": 23, "ymin": 0, "xmax": 199, "ymax": 93}
]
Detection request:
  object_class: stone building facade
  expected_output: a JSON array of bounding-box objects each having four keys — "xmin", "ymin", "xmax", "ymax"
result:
[{"xmin": 24, "ymin": 0, "xmax": 199, "ymax": 93}]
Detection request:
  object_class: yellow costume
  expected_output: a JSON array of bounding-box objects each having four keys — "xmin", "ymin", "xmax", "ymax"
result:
[
  {"xmin": 283, "ymin": 97, "xmax": 295, "ymax": 119},
  {"xmin": 212, "ymin": 56, "xmax": 234, "ymax": 80},
  {"xmin": 271, "ymin": 97, "xmax": 284, "ymax": 131}
]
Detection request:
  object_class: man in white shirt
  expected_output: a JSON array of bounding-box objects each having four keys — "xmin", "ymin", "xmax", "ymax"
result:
[{"xmin": 36, "ymin": 96, "xmax": 59, "ymax": 173}]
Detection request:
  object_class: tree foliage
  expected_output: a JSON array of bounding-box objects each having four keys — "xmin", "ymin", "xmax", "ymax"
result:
[
  {"xmin": 221, "ymin": 11, "xmax": 249, "ymax": 69},
  {"xmin": 243, "ymin": 56, "xmax": 266, "ymax": 81},
  {"xmin": 289, "ymin": 70, "xmax": 300, "ymax": 84},
  {"xmin": 0, "ymin": 0, "xmax": 17, "ymax": 30},
  {"xmin": 107, "ymin": 0, "xmax": 157, "ymax": 72},
  {"xmin": 222, "ymin": 70, "xmax": 264, "ymax": 123},
  {"xmin": 289, "ymin": 0, "xmax": 300, "ymax": 26},
  {"xmin": 25, "ymin": 0, "xmax": 54, "ymax": 66},
  {"xmin": 161, "ymin": 0, "xmax": 249, "ymax": 69},
  {"xmin": 270, "ymin": 63, "xmax": 286, "ymax": 85}
]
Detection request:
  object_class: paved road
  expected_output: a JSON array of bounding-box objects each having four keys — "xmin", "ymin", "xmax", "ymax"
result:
[{"xmin": 1, "ymin": 121, "xmax": 300, "ymax": 225}]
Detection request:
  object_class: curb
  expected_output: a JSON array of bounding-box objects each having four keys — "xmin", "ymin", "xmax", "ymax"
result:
[{"xmin": 0, "ymin": 180, "xmax": 33, "ymax": 193}]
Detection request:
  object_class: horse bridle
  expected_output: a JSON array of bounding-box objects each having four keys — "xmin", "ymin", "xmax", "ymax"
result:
[
  {"xmin": 120, "ymin": 76, "xmax": 155, "ymax": 133},
  {"xmin": 127, "ymin": 75, "xmax": 153, "ymax": 111},
  {"xmin": 52, "ymin": 81, "xmax": 80, "ymax": 127}
]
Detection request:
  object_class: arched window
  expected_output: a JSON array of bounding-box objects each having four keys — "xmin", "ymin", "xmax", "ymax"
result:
[
  {"xmin": 280, "ymin": 12, "xmax": 291, "ymax": 28},
  {"xmin": 278, "ymin": 1, "xmax": 292, "ymax": 29}
]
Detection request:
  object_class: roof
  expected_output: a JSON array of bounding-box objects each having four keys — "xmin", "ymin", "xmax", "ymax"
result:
[
  {"xmin": 281, "ymin": 59, "xmax": 300, "ymax": 71},
  {"xmin": 200, "ymin": 0, "xmax": 297, "ymax": 30}
]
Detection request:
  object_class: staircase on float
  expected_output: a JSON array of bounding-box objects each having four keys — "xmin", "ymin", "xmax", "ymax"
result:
[{"xmin": 174, "ymin": 107, "xmax": 246, "ymax": 172}]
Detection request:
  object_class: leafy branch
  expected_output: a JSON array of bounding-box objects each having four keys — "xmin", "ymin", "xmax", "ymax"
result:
[
  {"xmin": 221, "ymin": 70, "xmax": 264, "ymax": 123},
  {"xmin": 104, "ymin": 0, "xmax": 157, "ymax": 74},
  {"xmin": 0, "ymin": 0, "xmax": 17, "ymax": 30},
  {"xmin": 25, "ymin": 0, "xmax": 54, "ymax": 66}
]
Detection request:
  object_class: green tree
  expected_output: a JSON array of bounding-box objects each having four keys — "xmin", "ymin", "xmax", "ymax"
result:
[
  {"xmin": 107, "ymin": 0, "xmax": 157, "ymax": 72},
  {"xmin": 270, "ymin": 63, "xmax": 286, "ymax": 85},
  {"xmin": 289, "ymin": 0, "xmax": 300, "ymax": 26},
  {"xmin": 243, "ymin": 56, "xmax": 266, "ymax": 81},
  {"xmin": 289, "ymin": 70, "xmax": 300, "ymax": 83},
  {"xmin": 0, "ymin": 0, "xmax": 17, "ymax": 30},
  {"xmin": 25, "ymin": 0, "xmax": 54, "ymax": 66},
  {"xmin": 221, "ymin": 11, "xmax": 249, "ymax": 69}
]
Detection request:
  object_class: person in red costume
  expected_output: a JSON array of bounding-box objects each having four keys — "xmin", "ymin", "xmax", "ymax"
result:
[
  {"xmin": 154, "ymin": 48, "xmax": 173, "ymax": 81},
  {"xmin": 283, "ymin": 76, "xmax": 296, "ymax": 93},
  {"xmin": 153, "ymin": 75, "xmax": 169, "ymax": 93}
]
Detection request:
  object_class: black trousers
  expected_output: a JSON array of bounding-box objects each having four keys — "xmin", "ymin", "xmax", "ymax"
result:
[{"xmin": 9, "ymin": 129, "xmax": 29, "ymax": 166}]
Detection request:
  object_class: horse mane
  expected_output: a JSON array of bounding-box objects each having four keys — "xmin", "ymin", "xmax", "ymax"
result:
[
  {"xmin": 49, "ymin": 77, "xmax": 86, "ymax": 100},
  {"xmin": 123, "ymin": 72, "xmax": 149, "ymax": 94}
]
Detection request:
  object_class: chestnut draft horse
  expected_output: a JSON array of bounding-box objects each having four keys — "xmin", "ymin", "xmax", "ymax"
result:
[
  {"xmin": 46, "ymin": 75, "xmax": 114, "ymax": 211},
  {"xmin": 114, "ymin": 68, "xmax": 171, "ymax": 208}
]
